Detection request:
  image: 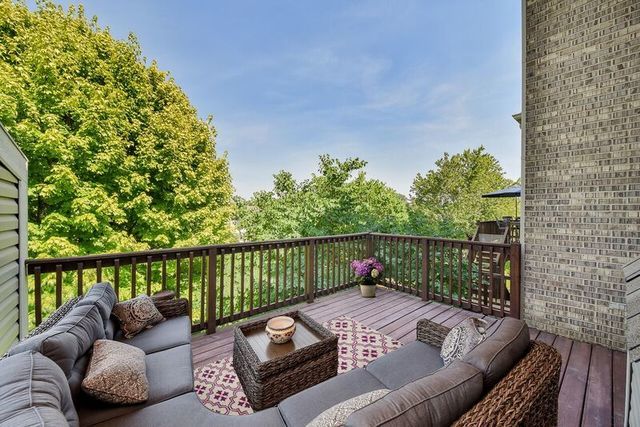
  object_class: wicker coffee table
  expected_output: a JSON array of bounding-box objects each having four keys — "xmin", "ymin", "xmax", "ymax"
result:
[{"xmin": 233, "ymin": 310, "xmax": 338, "ymax": 410}]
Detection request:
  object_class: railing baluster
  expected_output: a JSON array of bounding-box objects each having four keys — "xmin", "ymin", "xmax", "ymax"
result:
[
  {"xmin": 421, "ymin": 239, "xmax": 428, "ymax": 301},
  {"xmin": 161, "ymin": 254, "xmax": 167, "ymax": 291},
  {"xmin": 229, "ymin": 248, "xmax": 236, "ymax": 320},
  {"xmin": 200, "ymin": 250, "xmax": 206, "ymax": 328},
  {"xmin": 176, "ymin": 252, "xmax": 181, "ymax": 299},
  {"xmin": 249, "ymin": 247, "xmax": 255, "ymax": 314},
  {"xmin": 282, "ymin": 243, "xmax": 287, "ymax": 302},
  {"xmin": 114, "ymin": 259, "xmax": 120, "ymax": 300},
  {"xmin": 188, "ymin": 251, "xmax": 194, "ymax": 320},
  {"xmin": 96, "ymin": 260, "xmax": 102, "ymax": 283},
  {"xmin": 259, "ymin": 245, "xmax": 264, "ymax": 308},
  {"xmin": 77, "ymin": 262, "xmax": 83, "ymax": 296},
  {"xmin": 488, "ymin": 245, "xmax": 495, "ymax": 315},
  {"xmin": 218, "ymin": 250, "xmax": 225, "ymax": 321},
  {"xmin": 448, "ymin": 242, "xmax": 453, "ymax": 303},
  {"xmin": 55, "ymin": 264, "xmax": 62, "ymax": 308},
  {"xmin": 267, "ymin": 245, "xmax": 272, "ymax": 308},
  {"xmin": 240, "ymin": 248, "xmax": 245, "ymax": 313},
  {"xmin": 146, "ymin": 256, "xmax": 152, "ymax": 296},
  {"xmin": 34, "ymin": 266, "xmax": 42, "ymax": 326},
  {"xmin": 457, "ymin": 244, "xmax": 462, "ymax": 307},
  {"xmin": 207, "ymin": 247, "xmax": 217, "ymax": 334},
  {"xmin": 509, "ymin": 243, "xmax": 521, "ymax": 318},
  {"xmin": 131, "ymin": 258, "xmax": 137, "ymax": 298}
]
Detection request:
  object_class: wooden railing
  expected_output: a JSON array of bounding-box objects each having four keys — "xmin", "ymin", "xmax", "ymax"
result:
[{"xmin": 25, "ymin": 232, "xmax": 520, "ymax": 333}]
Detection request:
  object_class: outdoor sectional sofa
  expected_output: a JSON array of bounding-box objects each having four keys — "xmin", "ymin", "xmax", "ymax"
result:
[{"xmin": 0, "ymin": 283, "xmax": 561, "ymax": 426}]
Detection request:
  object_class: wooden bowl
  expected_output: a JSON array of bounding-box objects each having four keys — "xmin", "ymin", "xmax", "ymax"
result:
[{"xmin": 265, "ymin": 316, "xmax": 296, "ymax": 344}]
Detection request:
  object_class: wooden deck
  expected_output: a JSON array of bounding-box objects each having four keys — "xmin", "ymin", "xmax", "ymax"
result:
[{"xmin": 192, "ymin": 286, "xmax": 625, "ymax": 427}]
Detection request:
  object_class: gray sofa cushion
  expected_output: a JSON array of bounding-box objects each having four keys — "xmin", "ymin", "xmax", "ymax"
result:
[
  {"xmin": 7, "ymin": 305, "xmax": 105, "ymax": 377},
  {"xmin": 345, "ymin": 360, "xmax": 483, "ymax": 427},
  {"xmin": 115, "ymin": 316, "xmax": 191, "ymax": 354},
  {"xmin": 0, "ymin": 407, "xmax": 70, "ymax": 427},
  {"xmin": 76, "ymin": 344, "xmax": 194, "ymax": 426},
  {"xmin": 278, "ymin": 368, "xmax": 386, "ymax": 427},
  {"xmin": 92, "ymin": 392, "xmax": 286, "ymax": 427},
  {"xmin": 461, "ymin": 317, "xmax": 529, "ymax": 390},
  {"xmin": 105, "ymin": 317, "xmax": 118, "ymax": 341},
  {"xmin": 76, "ymin": 282, "xmax": 117, "ymax": 331},
  {"xmin": 0, "ymin": 351, "xmax": 79, "ymax": 427},
  {"xmin": 365, "ymin": 340, "xmax": 444, "ymax": 389}
]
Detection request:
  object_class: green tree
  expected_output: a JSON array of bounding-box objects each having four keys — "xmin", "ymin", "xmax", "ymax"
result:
[
  {"xmin": 410, "ymin": 146, "xmax": 517, "ymax": 238},
  {"xmin": 0, "ymin": 0, "xmax": 235, "ymax": 257},
  {"xmin": 236, "ymin": 155, "xmax": 409, "ymax": 240}
]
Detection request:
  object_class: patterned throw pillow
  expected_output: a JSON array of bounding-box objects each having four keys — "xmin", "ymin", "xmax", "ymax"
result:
[
  {"xmin": 306, "ymin": 389, "xmax": 390, "ymax": 427},
  {"xmin": 111, "ymin": 295, "xmax": 164, "ymax": 339},
  {"xmin": 82, "ymin": 339, "xmax": 148, "ymax": 405},
  {"xmin": 440, "ymin": 317, "xmax": 488, "ymax": 366}
]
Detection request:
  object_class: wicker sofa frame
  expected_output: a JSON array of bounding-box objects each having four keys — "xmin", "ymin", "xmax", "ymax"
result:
[{"xmin": 417, "ymin": 318, "xmax": 562, "ymax": 427}]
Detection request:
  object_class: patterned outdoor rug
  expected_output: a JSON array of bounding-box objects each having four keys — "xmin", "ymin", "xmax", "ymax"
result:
[{"xmin": 193, "ymin": 316, "xmax": 402, "ymax": 416}]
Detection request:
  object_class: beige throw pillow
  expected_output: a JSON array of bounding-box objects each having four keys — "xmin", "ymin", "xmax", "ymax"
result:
[
  {"xmin": 112, "ymin": 295, "xmax": 164, "ymax": 339},
  {"xmin": 306, "ymin": 389, "xmax": 390, "ymax": 427},
  {"xmin": 440, "ymin": 317, "xmax": 488, "ymax": 366},
  {"xmin": 82, "ymin": 340, "xmax": 148, "ymax": 405}
]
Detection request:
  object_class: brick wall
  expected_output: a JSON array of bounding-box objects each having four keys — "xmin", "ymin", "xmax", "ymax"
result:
[{"xmin": 523, "ymin": 0, "xmax": 640, "ymax": 350}]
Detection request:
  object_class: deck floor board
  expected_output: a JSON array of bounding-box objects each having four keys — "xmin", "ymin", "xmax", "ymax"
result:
[{"xmin": 192, "ymin": 287, "xmax": 624, "ymax": 426}]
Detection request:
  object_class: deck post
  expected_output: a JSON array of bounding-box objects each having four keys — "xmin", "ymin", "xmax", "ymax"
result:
[
  {"xmin": 421, "ymin": 239, "xmax": 428, "ymax": 301},
  {"xmin": 509, "ymin": 243, "xmax": 521, "ymax": 319},
  {"xmin": 305, "ymin": 239, "xmax": 315, "ymax": 303},
  {"xmin": 206, "ymin": 247, "xmax": 217, "ymax": 334},
  {"xmin": 365, "ymin": 233, "xmax": 374, "ymax": 258}
]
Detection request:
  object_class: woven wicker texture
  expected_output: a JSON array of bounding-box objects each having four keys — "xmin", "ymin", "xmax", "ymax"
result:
[
  {"xmin": 153, "ymin": 298, "xmax": 188, "ymax": 319},
  {"xmin": 233, "ymin": 310, "xmax": 338, "ymax": 410}
]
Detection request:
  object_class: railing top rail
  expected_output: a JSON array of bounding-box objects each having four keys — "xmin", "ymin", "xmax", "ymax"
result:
[
  {"xmin": 25, "ymin": 232, "xmax": 371, "ymax": 268},
  {"xmin": 368, "ymin": 232, "xmax": 515, "ymax": 248}
]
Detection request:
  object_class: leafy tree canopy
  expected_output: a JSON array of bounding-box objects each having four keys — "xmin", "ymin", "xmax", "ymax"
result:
[
  {"xmin": 0, "ymin": 0, "xmax": 235, "ymax": 257},
  {"xmin": 410, "ymin": 146, "xmax": 517, "ymax": 238},
  {"xmin": 236, "ymin": 155, "xmax": 410, "ymax": 240}
]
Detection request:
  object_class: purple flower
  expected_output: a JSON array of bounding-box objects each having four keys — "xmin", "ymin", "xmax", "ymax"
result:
[{"xmin": 351, "ymin": 257, "xmax": 385, "ymax": 279}]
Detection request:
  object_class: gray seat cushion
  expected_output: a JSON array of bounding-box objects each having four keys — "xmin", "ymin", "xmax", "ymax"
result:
[
  {"xmin": 93, "ymin": 392, "xmax": 286, "ymax": 427},
  {"xmin": 365, "ymin": 340, "xmax": 444, "ymax": 389},
  {"xmin": 76, "ymin": 283, "xmax": 117, "ymax": 333},
  {"xmin": 278, "ymin": 368, "xmax": 386, "ymax": 427},
  {"xmin": 346, "ymin": 360, "xmax": 483, "ymax": 427},
  {"xmin": 7, "ymin": 305, "xmax": 105, "ymax": 377},
  {"xmin": 76, "ymin": 344, "xmax": 194, "ymax": 426},
  {"xmin": 115, "ymin": 316, "xmax": 191, "ymax": 354},
  {"xmin": 0, "ymin": 351, "xmax": 79, "ymax": 427},
  {"xmin": 462, "ymin": 317, "xmax": 529, "ymax": 390}
]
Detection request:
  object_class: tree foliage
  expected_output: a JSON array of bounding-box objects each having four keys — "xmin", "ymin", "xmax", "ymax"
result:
[
  {"xmin": 410, "ymin": 146, "xmax": 517, "ymax": 238},
  {"xmin": 236, "ymin": 155, "xmax": 410, "ymax": 240},
  {"xmin": 0, "ymin": 0, "xmax": 235, "ymax": 257}
]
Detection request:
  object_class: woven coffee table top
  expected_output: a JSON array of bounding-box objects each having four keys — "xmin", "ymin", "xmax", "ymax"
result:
[{"xmin": 243, "ymin": 320, "xmax": 324, "ymax": 362}]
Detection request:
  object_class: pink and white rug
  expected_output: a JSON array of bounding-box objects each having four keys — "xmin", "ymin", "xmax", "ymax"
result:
[{"xmin": 193, "ymin": 316, "xmax": 401, "ymax": 416}]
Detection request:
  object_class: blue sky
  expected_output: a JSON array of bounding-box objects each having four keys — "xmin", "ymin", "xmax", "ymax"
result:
[{"xmin": 53, "ymin": 1, "xmax": 522, "ymax": 197}]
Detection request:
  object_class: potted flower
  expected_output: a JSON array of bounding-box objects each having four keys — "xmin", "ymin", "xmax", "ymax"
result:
[{"xmin": 351, "ymin": 257, "xmax": 384, "ymax": 298}]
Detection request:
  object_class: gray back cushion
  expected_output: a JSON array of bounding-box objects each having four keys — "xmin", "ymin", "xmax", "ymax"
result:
[
  {"xmin": 8, "ymin": 305, "xmax": 104, "ymax": 377},
  {"xmin": 345, "ymin": 360, "xmax": 483, "ymax": 427},
  {"xmin": 0, "ymin": 351, "xmax": 79, "ymax": 427},
  {"xmin": 461, "ymin": 317, "xmax": 530, "ymax": 390},
  {"xmin": 76, "ymin": 282, "xmax": 117, "ymax": 332}
]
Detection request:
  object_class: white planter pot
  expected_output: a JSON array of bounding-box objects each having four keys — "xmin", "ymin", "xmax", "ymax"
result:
[{"xmin": 360, "ymin": 284, "xmax": 376, "ymax": 298}]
